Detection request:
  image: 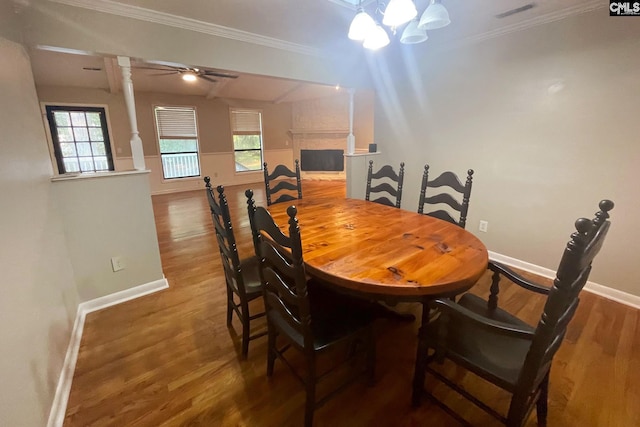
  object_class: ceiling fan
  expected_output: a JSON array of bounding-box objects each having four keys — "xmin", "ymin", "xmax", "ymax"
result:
[{"xmin": 133, "ymin": 64, "xmax": 239, "ymax": 83}]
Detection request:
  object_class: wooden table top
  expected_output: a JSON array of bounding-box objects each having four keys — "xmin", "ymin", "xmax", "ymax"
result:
[{"xmin": 266, "ymin": 198, "xmax": 488, "ymax": 299}]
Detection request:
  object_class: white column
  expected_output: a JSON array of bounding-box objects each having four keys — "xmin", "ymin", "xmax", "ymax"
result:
[
  {"xmin": 117, "ymin": 56, "xmax": 146, "ymax": 170},
  {"xmin": 346, "ymin": 88, "xmax": 356, "ymax": 155}
]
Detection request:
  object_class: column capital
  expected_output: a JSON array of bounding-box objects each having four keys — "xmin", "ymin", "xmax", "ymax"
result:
[{"xmin": 116, "ymin": 56, "xmax": 131, "ymax": 67}]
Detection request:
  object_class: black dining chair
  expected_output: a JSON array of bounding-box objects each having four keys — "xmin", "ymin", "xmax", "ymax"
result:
[
  {"xmin": 245, "ymin": 189, "xmax": 376, "ymax": 427},
  {"xmin": 412, "ymin": 199, "xmax": 614, "ymax": 426},
  {"xmin": 365, "ymin": 160, "xmax": 405, "ymax": 208},
  {"xmin": 418, "ymin": 164, "xmax": 474, "ymax": 228},
  {"xmin": 204, "ymin": 177, "xmax": 266, "ymax": 358},
  {"xmin": 263, "ymin": 160, "xmax": 302, "ymax": 206}
]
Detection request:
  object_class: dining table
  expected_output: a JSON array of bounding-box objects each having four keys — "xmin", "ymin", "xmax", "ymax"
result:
[{"xmin": 265, "ymin": 197, "xmax": 489, "ymax": 405}]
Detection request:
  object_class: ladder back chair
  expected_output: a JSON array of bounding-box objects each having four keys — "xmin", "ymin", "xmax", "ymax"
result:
[
  {"xmin": 365, "ymin": 160, "xmax": 405, "ymax": 208},
  {"xmin": 263, "ymin": 160, "xmax": 302, "ymax": 206},
  {"xmin": 412, "ymin": 199, "xmax": 614, "ymax": 426},
  {"xmin": 418, "ymin": 164, "xmax": 474, "ymax": 228},
  {"xmin": 245, "ymin": 190, "xmax": 376, "ymax": 427},
  {"xmin": 204, "ymin": 177, "xmax": 266, "ymax": 358}
]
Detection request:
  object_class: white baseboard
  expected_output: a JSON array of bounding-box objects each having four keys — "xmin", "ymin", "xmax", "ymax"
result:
[
  {"xmin": 46, "ymin": 277, "xmax": 169, "ymax": 427},
  {"xmin": 489, "ymin": 251, "xmax": 640, "ymax": 310}
]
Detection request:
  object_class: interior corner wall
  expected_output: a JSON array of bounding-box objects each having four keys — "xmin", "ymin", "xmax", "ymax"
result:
[
  {"xmin": 372, "ymin": 9, "xmax": 640, "ymax": 297},
  {"xmin": 0, "ymin": 37, "xmax": 78, "ymax": 427}
]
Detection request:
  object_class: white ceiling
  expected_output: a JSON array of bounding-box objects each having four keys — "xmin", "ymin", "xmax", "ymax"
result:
[{"xmin": 29, "ymin": 0, "xmax": 605, "ymax": 102}]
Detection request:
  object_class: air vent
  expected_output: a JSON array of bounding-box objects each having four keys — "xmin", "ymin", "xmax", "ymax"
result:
[{"xmin": 495, "ymin": 3, "xmax": 535, "ymax": 19}]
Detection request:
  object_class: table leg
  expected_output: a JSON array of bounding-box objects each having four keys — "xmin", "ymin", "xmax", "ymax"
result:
[
  {"xmin": 411, "ymin": 300, "xmax": 430, "ymax": 407},
  {"xmin": 372, "ymin": 302, "xmax": 416, "ymax": 322}
]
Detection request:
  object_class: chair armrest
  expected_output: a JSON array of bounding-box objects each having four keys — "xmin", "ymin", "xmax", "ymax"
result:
[
  {"xmin": 488, "ymin": 261, "xmax": 550, "ymax": 295},
  {"xmin": 432, "ymin": 298, "xmax": 535, "ymax": 340}
]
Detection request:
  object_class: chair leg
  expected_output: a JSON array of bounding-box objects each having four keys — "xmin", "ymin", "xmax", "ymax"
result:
[
  {"xmin": 226, "ymin": 287, "xmax": 233, "ymax": 326},
  {"xmin": 304, "ymin": 361, "xmax": 317, "ymax": 427},
  {"xmin": 241, "ymin": 302, "xmax": 250, "ymax": 358},
  {"xmin": 536, "ymin": 374, "xmax": 549, "ymax": 427},
  {"xmin": 267, "ymin": 328, "xmax": 276, "ymax": 377}
]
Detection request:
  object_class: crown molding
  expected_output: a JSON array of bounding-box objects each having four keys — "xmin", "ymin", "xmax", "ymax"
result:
[
  {"xmin": 47, "ymin": 0, "xmax": 323, "ymax": 57},
  {"xmin": 453, "ymin": 0, "xmax": 607, "ymax": 48}
]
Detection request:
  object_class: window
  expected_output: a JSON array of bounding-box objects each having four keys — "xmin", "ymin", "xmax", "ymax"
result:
[
  {"xmin": 154, "ymin": 106, "xmax": 200, "ymax": 179},
  {"xmin": 230, "ymin": 109, "xmax": 263, "ymax": 172},
  {"xmin": 45, "ymin": 106, "xmax": 114, "ymax": 174}
]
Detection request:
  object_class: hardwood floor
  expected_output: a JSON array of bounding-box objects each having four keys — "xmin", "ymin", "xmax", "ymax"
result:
[{"xmin": 63, "ymin": 180, "xmax": 640, "ymax": 426}]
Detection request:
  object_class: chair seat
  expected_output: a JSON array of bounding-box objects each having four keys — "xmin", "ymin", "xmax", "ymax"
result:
[
  {"xmin": 239, "ymin": 256, "xmax": 263, "ymax": 298},
  {"xmin": 309, "ymin": 282, "xmax": 376, "ymax": 351},
  {"xmin": 427, "ymin": 293, "xmax": 535, "ymax": 392},
  {"xmin": 268, "ymin": 281, "xmax": 376, "ymax": 352}
]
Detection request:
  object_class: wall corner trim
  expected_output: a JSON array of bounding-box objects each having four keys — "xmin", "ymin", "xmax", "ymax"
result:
[
  {"xmin": 488, "ymin": 251, "xmax": 640, "ymax": 310},
  {"xmin": 46, "ymin": 277, "xmax": 169, "ymax": 427}
]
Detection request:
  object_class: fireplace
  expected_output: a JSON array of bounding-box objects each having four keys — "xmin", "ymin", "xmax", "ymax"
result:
[{"xmin": 300, "ymin": 149, "xmax": 344, "ymax": 172}]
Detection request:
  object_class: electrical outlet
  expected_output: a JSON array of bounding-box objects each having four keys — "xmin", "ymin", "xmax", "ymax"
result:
[
  {"xmin": 111, "ymin": 256, "xmax": 126, "ymax": 272},
  {"xmin": 479, "ymin": 220, "xmax": 488, "ymax": 233}
]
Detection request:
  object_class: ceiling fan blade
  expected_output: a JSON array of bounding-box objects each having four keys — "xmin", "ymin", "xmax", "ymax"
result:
[
  {"xmin": 149, "ymin": 72, "xmax": 180, "ymax": 76},
  {"xmin": 199, "ymin": 75, "xmax": 218, "ymax": 83},
  {"xmin": 202, "ymin": 71, "xmax": 239, "ymax": 79}
]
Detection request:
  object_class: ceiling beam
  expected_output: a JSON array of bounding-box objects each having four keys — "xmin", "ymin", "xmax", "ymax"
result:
[
  {"xmin": 104, "ymin": 57, "xmax": 121, "ymax": 94},
  {"xmin": 272, "ymin": 83, "xmax": 303, "ymax": 104},
  {"xmin": 205, "ymin": 78, "xmax": 231, "ymax": 100}
]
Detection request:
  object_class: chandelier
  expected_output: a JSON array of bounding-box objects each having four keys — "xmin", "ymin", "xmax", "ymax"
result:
[{"xmin": 348, "ymin": 0, "xmax": 451, "ymax": 50}]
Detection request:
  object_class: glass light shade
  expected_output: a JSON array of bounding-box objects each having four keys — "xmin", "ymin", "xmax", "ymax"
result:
[
  {"xmin": 182, "ymin": 72, "xmax": 197, "ymax": 82},
  {"xmin": 418, "ymin": 2, "xmax": 451, "ymax": 30},
  {"xmin": 382, "ymin": 0, "xmax": 417, "ymax": 27},
  {"xmin": 400, "ymin": 19, "xmax": 428, "ymax": 44},
  {"xmin": 363, "ymin": 24, "xmax": 390, "ymax": 50},
  {"xmin": 348, "ymin": 9, "xmax": 376, "ymax": 41}
]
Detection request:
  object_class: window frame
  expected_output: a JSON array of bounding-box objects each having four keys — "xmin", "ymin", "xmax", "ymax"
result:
[
  {"xmin": 230, "ymin": 108, "xmax": 264, "ymax": 173},
  {"xmin": 43, "ymin": 104, "xmax": 116, "ymax": 175},
  {"xmin": 153, "ymin": 105, "xmax": 202, "ymax": 180}
]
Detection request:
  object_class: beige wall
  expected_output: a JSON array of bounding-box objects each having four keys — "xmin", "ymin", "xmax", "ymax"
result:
[
  {"xmin": 372, "ymin": 10, "xmax": 640, "ymax": 296},
  {"xmin": 0, "ymin": 37, "xmax": 78, "ymax": 427},
  {"xmin": 35, "ymin": 85, "xmax": 375, "ymax": 194},
  {"xmin": 0, "ymin": 0, "xmax": 22, "ymax": 43},
  {"xmin": 52, "ymin": 173, "xmax": 164, "ymax": 300},
  {"xmin": 35, "ymin": 86, "xmax": 298, "ymax": 193}
]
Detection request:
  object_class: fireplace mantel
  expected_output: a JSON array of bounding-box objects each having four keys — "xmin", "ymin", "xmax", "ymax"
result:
[{"xmin": 288, "ymin": 129, "xmax": 350, "ymax": 138}]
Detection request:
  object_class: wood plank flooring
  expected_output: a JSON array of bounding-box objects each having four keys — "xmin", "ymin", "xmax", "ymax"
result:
[{"xmin": 63, "ymin": 180, "xmax": 640, "ymax": 426}]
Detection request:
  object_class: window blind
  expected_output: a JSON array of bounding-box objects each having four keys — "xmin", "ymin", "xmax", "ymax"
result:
[
  {"xmin": 155, "ymin": 107, "xmax": 197, "ymax": 138},
  {"xmin": 231, "ymin": 110, "xmax": 261, "ymax": 135}
]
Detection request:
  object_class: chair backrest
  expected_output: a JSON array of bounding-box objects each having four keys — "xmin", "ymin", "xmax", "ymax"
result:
[
  {"xmin": 264, "ymin": 160, "xmax": 302, "ymax": 206},
  {"xmin": 246, "ymin": 191, "xmax": 313, "ymax": 349},
  {"xmin": 204, "ymin": 177, "xmax": 247, "ymax": 299},
  {"xmin": 513, "ymin": 200, "xmax": 614, "ymax": 417},
  {"xmin": 418, "ymin": 165, "xmax": 474, "ymax": 228},
  {"xmin": 365, "ymin": 160, "xmax": 405, "ymax": 208}
]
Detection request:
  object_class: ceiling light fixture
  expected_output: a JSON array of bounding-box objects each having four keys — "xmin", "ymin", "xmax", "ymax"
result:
[
  {"xmin": 348, "ymin": 0, "xmax": 450, "ymax": 50},
  {"xmin": 182, "ymin": 72, "xmax": 197, "ymax": 82}
]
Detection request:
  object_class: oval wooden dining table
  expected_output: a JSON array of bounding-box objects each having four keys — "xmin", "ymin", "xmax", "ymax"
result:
[
  {"xmin": 265, "ymin": 197, "xmax": 489, "ymax": 405},
  {"xmin": 266, "ymin": 197, "xmax": 488, "ymax": 300}
]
